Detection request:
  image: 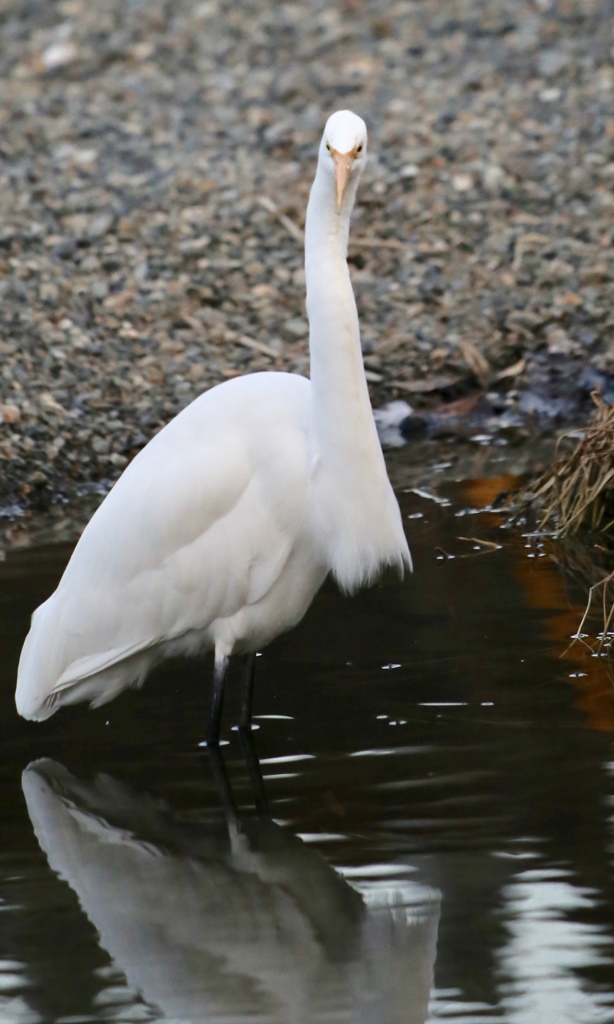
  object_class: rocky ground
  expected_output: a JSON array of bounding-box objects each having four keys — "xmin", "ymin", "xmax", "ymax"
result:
[{"xmin": 0, "ymin": 0, "xmax": 613, "ymax": 513}]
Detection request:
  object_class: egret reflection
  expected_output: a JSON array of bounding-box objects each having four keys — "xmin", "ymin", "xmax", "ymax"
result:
[{"xmin": 23, "ymin": 754, "xmax": 439, "ymax": 1024}]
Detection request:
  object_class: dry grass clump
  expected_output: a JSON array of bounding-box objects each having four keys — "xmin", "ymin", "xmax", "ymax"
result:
[
  {"xmin": 512, "ymin": 393, "xmax": 614, "ymax": 656},
  {"xmin": 519, "ymin": 393, "xmax": 614, "ymax": 537}
]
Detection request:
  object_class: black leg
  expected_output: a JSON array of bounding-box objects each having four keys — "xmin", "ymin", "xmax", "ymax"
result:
[
  {"xmin": 206, "ymin": 744, "xmax": 242, "ymax": 839},
  {"xmin": 240, "ymin": 651, "xmax": 257, "ymax": 729},
  {"xmin": 207, "ymin": 654, "xmax": 229, "ymax": 745},
  {"xmin": 239, "ymin": 724, "xmax": 270, "ymax": 816}
]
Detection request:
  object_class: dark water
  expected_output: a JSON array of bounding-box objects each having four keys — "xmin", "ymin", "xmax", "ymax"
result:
[{"xmin": 1, "ymin": 477, "xmax": 613, "ymax": 1023}]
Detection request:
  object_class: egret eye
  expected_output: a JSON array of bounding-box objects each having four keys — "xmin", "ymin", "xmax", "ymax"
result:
[
  {"xmin": 356, "ymin": 144, "xmax": 363, "ymax": 153},
  {"xmin": 326, "ymin": 142, "xmax": 331, "ymax": 152}
]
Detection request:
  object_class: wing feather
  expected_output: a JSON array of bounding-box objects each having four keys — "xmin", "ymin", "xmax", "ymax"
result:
[{"xmin": 16, "ymin": 373, "xmax": 312, "ymax": 718}]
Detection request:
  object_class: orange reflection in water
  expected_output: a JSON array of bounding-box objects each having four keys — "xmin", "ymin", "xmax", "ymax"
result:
[{"xmin": 462, "ymin": 476, "xmax": 614, "ymax": 734}]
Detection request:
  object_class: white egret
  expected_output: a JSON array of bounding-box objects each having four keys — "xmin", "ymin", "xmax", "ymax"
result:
[{"xmin": 16, "ymin": 110, "xmax": 411, "ymax": 741}]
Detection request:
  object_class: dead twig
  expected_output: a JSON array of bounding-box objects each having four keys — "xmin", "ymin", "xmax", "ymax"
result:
[
  {"xmin": 258, "ymin": 196, "xmax": 407, "ymax": 251},
  {"xmin": 457, "ymin": 536, "xmax": 502, "ymax": 551},
  {"xmin": 258, "ymin": 196, "xmax": 304, "ymax": 244},
  {"xmin": 350, "ymin": 237, "xmax": 407, "ymax": 250},
  {"xmin": 567, "ymin": 569, "xmax": 614, "ymax": 657},
  {"xmin": 235, "ymin": 334, "xmax": 279, "ymax": 359}
]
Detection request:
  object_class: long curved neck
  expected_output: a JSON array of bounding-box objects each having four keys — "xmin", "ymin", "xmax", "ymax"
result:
[{"xmin": 305, "ymin": 163, "xmax": 381, "ymax": 464}]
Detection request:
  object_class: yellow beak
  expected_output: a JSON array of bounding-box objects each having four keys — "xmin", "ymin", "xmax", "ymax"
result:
[{"xmin": 332, "ymin": 149, "xmax": 356, "ymax": 209}]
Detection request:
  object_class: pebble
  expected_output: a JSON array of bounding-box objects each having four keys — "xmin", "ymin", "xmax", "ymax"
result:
[
  {"xmin": 580, "ymin": 265, "xmax": 611, "ymax": 286},
  {"xmin": 0, "ymin": 404, "xmax": 20, "ymax": 425},
  {"xmin": 90, "ymin": 280, "xmax": 109, "ymax": 300},
  {"xmin": 282, "ymin": 317, "xmax": 308, "ymax": 343},
  {"xmin": 452, "ymin": 174, "xmax": 474, "ymax": 193},
  {"xmin": 545, "ymin": 327, "xmax": 577, "ymax": 356}
]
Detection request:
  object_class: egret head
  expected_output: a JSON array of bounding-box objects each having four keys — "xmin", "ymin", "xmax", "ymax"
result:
[{"xmin": 321, "ymin": 110, "xmax": 368, "ymax": 209}]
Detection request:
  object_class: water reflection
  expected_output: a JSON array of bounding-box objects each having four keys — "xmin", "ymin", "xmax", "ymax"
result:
[
  {"xmin": 3, "ymin": 477, "xmax": 614, "ymax": 1023},
  {"xmin": 22, "ymin": 754, "xmax": 440, "ymax": 1024},
  {"xmin": 499, "ymin": 868, "xmax": 614, "ymax": 1024}
]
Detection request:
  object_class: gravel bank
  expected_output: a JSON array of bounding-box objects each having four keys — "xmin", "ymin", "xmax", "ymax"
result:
[{"xmin": 0, "ymin": 0, "xmax": 613, "ymax": 511}]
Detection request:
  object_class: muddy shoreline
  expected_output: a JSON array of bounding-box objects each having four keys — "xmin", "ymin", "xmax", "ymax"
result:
[{"xmin": 1, "ymin": 0, "xmax": 612, "ymax": 517}]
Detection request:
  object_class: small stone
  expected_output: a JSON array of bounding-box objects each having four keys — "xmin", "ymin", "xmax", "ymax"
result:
[
  {"xmin": 80, "ymin": 254, "xmax": 101, "ymax": 273},
  {"xmin": 188, "ymin": 363, "xmax": 205, "ymax": 381},
  {"xmin": 538, "ymin": 49, "xmax": 569, "ymax": 77},
  {"xmin": 91, "ymin": 280, "xmax": 109, "ymax": 300},
  {"xmin": 452, "ymin": 174, "xmax": 474, "ymax": 192},
  {"xmin": 539, "ymin": 87, "xmax": 562, "ymax": 103},
  {"xmin": 540, "ymin": 259, "xmax": 575, "ymax": 284},
  {"xmin": 39, "ymin": 393, "xmax": 66, "ymax": 415},
  {"xmin": 545, "ymin": 327, "xmax": 577, "ymax": 355},
  {"xmin": 0, "ymin": 403, "xmax": 20, "ymax": 424},
  {"xmin": 41, "ymin": 40, "xmax": 78, "ymax": 73},
  {"xmin": 39, "ymin": 282, "xmax": 59, "ymax": 305},
  {"xmin": 87, "ymin": 214, "xmax": 114, "ymax": 240},
  {"xmin": 580, "ymin": 265, "xmax": 611, "ymax": 285},
  {"xmin": 282, "ymin": 316, "xmax": 308, "ymax": 342},
  {"xmin": 53, "ymin": 237, "xmax": 76, "ymax": 260},
  {"xmin": 483, "ymin": 164, "xmax": 506, "ymax": 191},
  {"xmin": 178, "ymin": 236, "xmax": 211, "ymax": 254},
  {"xmin": 244, "ymin": 261, "xmax": 265, "ymax": 277},
  {"xmin": 116, "ymin": 217, "xmax": 139, "ymax": 240}
]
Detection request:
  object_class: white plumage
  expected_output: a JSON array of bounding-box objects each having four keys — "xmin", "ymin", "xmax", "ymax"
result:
[{"xmin": 16, "ymin": 110, "xmax": 411, "ymax": 735}]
